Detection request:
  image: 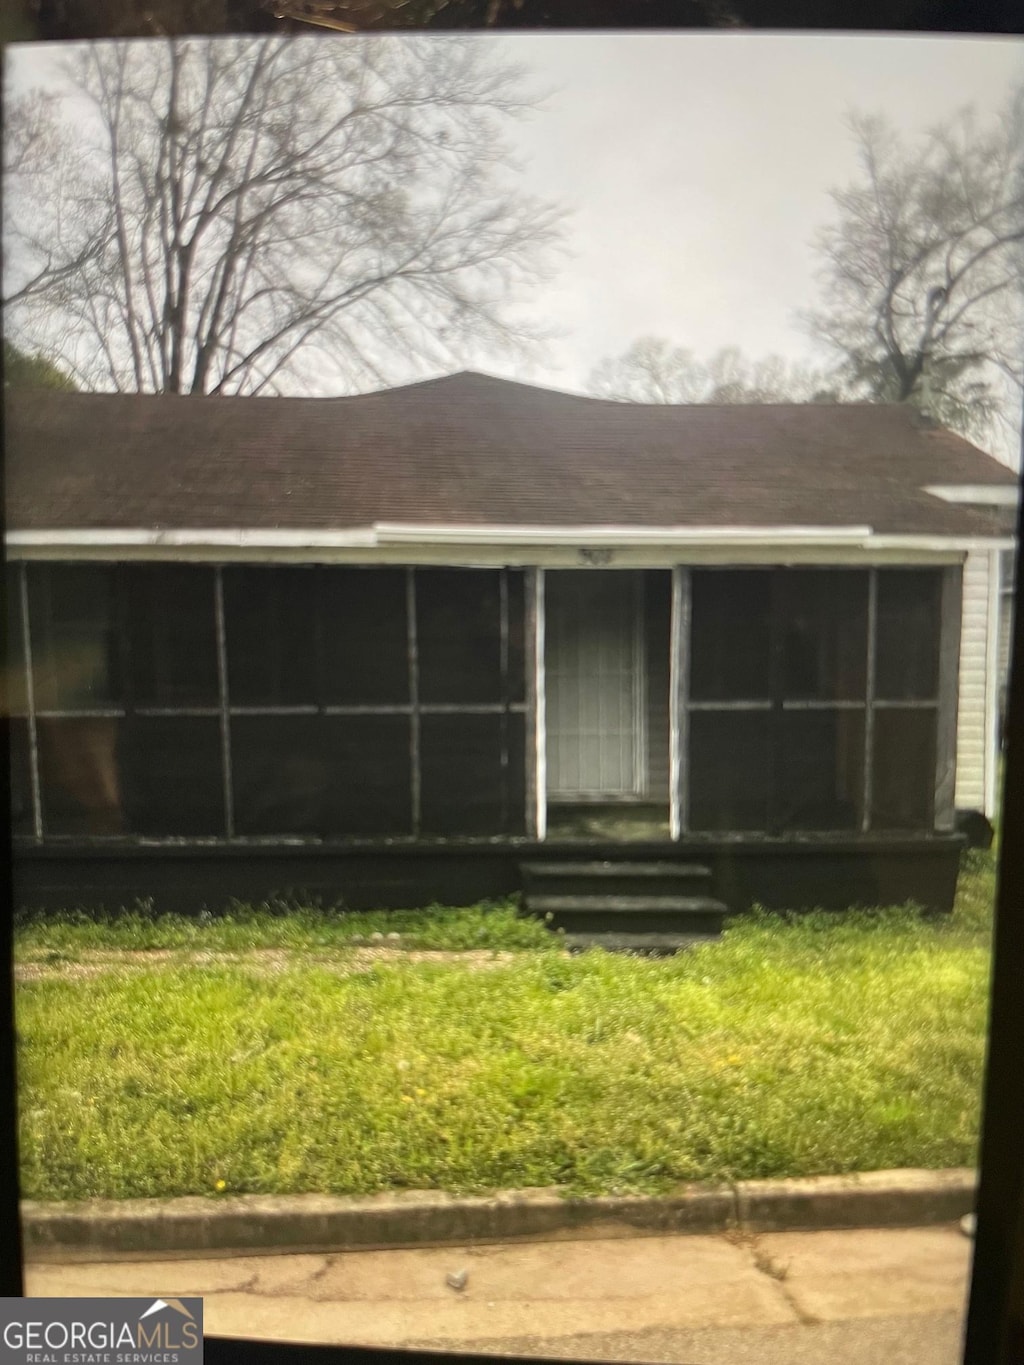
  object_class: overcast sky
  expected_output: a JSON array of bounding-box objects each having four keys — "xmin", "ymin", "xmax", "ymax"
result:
[
  {"xmin": 495, "ymin": 33, "xmax": 1024, "ymax": 394},
  {"xmin": 6, "ymin": 33, "xmax": 1023, "ymax": 444}
]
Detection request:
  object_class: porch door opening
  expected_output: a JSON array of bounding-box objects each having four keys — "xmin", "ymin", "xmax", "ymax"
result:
[{"xmin": 545, "ymin": 570, "xmax": 647, "ymax": 802}]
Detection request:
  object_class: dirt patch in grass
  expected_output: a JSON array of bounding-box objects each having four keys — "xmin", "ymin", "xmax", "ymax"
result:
[{"xmin": 15, "ymin": 945, "xmax": 535, "ymax": 982}]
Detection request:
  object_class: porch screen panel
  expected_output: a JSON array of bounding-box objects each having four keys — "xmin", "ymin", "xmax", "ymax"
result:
[
  {"xmin": 127, "ymin": 566, "xmax": 219, "ymax": 707},
  {"xmin": 122, "ymin": 716, "xmax": 224, "ymax": 836},
  {"xmin": 28, "ymin": 563, "xmax": 123, "ymax": 711},
  {"xmin": 123, "ymin": 566, "xmax": 224, "ymax": 835},
  {"xmin": 414, "ymin": 568, "xmax": 527, "ymax": 835},
  {"xmin": 36, "ymin": 716, "xmax": 127, "ymax": 835},
  {"xmin": 230, "ymin": 715, "xmax": 412, "ymax": 836},
  {"xmin": 875, "ymin": 570, "xmax": 941, "ymax": 700},
  {"xmin": 690, "ymin": 571, "xmax": 772, "ymax": 701},
  {"xmin": 417, "ymin": 569, "xmax": 503, "ymax": 704},
  {"xmin": 687, "ymin": 569, "xmax": 774, "ymax": 830},
  {"xmin": 689, "ymin": 710, "xmax": 772, "ymax": 831},
  {"xmin": 5, "ymin": 563, "xmax": 33, "ymax": 836},
  {"xmin": 24, "ymin": 564, "xmax": 226, "ymax": 837},
  {"xmin": 420, "ymin": 714, "xmax": 506, "ymax": 834},
  {"xmin": 777, "ymin": 571, "xmax": 868, "ymax": 701},
  {"xmin": 775, "ymin": 571, "xmax": 867, "ymax": 833},
  {"xmin": 16, "ymin": 562, "xmax": 529, "ymax": 842},
  {"xmin": 871, "ymin": 709, "xmax": 936, "ymax": 830},
  {"xmin": 9, "ymin": 718, "xmax": 33, "ymax": 837},
  {"xmin": 777, "ymin": 710, "xmax": 865, "ymax": 831},
  {"xmin": 5, "ymin": 561, "xmax": 28, "ymax": 715},
  {"xmin": 223, "ymin": 567, "xmax": 317, "ymax": 706},
  {"xmin": 686, "ymin": 567, "xmax": 939, "ymax": 834},
  {"xmin": 320, "ymin": 568, "xmax": 409, "ymax": 706},
  {"xmin": 222, "ymin": 566, "xmax": 412, "ymax": 837},
  {"xmin": 869, "ymin": 570, "xmax": 942, "ymax": 830},
  {"xmin": 28, "ymin": 564, "xmax": 130, "ymax": 835},
  {"xmin": 506, "ymin": 570, "xmax": 527, "ymax": 706}
]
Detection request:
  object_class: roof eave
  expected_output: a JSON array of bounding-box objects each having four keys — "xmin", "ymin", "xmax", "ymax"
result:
[{"xmin": 5, "ymin": 523, "xmax": 1013, "ymax": 555}]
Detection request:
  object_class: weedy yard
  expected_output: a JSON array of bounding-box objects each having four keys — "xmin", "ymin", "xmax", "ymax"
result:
[{"xmin": 14, "ymin": 854, "xmax": 995, "ymax": 1204}]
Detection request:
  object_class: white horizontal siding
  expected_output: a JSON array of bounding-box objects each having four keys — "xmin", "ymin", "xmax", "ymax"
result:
[{"xmin": 956, "ymin": 550, "xmax": 993, "ymax": 812}]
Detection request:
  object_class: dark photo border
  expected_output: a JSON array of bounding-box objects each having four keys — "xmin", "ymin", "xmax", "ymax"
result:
[{"xmin": 2, "ymin": 10, "xmax": 1022, "ymax": 1364}]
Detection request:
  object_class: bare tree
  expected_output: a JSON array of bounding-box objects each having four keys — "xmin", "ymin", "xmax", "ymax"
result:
[
  {"xmin": 3, "ymin": 37, "xmax": 562, "ymax": 394},
  {"xmin": 588, "ymin": 337, "xmax": 834, "ymax": 404},
  {"xmin": 803, "ymin": 92, "xmax": 1024, "ymax": 443}
]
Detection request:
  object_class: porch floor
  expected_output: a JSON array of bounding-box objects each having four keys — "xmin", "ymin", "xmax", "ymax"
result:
[{"xmin": 545, "ymin": 803, "xmax": 670, "ymax": 841}]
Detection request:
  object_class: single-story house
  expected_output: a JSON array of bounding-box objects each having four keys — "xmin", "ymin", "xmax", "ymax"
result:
[{"xmin": 4, "ymin": 372, "xmax": 1018, "ymax": 940}]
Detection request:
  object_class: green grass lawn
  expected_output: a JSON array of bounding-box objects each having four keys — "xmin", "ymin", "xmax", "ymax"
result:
[{"xmin": 14, "ymin": 853, "xmax": 996, "ymax": 1204}]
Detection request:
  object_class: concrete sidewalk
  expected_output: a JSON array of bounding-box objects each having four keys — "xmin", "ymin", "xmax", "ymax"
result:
[{"xmin": 24, "ymin": 1224, "xmax": 973, "ymax": 1363}]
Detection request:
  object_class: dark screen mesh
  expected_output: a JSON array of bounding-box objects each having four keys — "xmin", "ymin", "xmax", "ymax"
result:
[
  {"xmin": 321, "ymin": 568, "xmax": 409, "ymax": 706},
  {"xmin": 224, "ymin": 566, "xmax": 317, "ymax": 707},
  {"xmin": 28, "ymin": 564, "xmax": 122, "ymax": 711},
  {"xmin": 876, "ymin": 570, "xmax": 942, "ymax": 701},
  {"xmin": 123, "ymin": 717, "xmax": 224, "ymax": 836},
  {"xmin": 872, "ymin": 708, "xmax": 937, "ymax": 830},
  {"xmin": 688, "ymin": 710, "xmax": 772, "ymax": 831},
  {"xmin": 420, "ymin": 714, "xmax": 512, "ymax": 835},
  {"xmin": 778, "ymin": 571, "xmax": 868, "ymax": 701},
  {"xmin": 9, "ymin": 717, "xmax": 34, "ymax": 836},
  {"xmin": 777, "ymin": 710, "xmax": 865, "ymax": 831},
  {"xmin": 506, "ymin": 570, "xmax": 527, "ymax": 705},
  {"xmin": 690, "ymin": 571, "xmax": 772, "ymax": 702},
  {"xmin": 687, "ymin": 567, "xmax": 939, "ymax": 833},
  {"xmin": 127, "ymin": 566, "xmax": 219, "ymax": 708},
  {"xmin": 231, "ymin": 714, "xmax": 411, "ymax": 837},
  {"xmin": 417, "ymin": 569, "xmax": 504, "ymax": 704}
]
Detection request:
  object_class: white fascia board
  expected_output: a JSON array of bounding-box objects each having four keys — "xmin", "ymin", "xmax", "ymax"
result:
[
  {"xmin": 6, "ymin": 528, "xmax": 377, "ymax": 549},
  {"xmin": 372, "ymin": 522, "xmax": 875, "ymax": 545},
  {"xmin": 924, "ymin": 484, "xmax": 1020, "ymax": 507},
  {"xmin": 865, "ymin": 534, "xmax": 1016, "ymax": 552},
  {"xmin": 4, "ymin": 523, "xmax": 1013, "ymax": 557}
]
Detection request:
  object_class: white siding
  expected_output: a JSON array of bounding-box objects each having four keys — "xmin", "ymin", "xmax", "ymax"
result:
[{"xmin": 956, "ymin": 550, "xmax": 994, "ymax": 812}]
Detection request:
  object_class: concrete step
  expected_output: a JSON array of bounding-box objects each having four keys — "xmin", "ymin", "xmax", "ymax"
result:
[
  {"xmin": 521, "ymin": 860, "xmax": 714, "ymax": 900},
  {"xmin": 526, "ymin": 894, "xmax": 724, "ymax": 914},
  {"xmin": 526, "ymin": 894, "xmax": 728, "ymax": 938}
]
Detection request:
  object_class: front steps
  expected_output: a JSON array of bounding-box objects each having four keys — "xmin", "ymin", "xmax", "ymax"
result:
[{"xmin": 520, "ymin": 859, "xmax": 728, "ymax": 954}]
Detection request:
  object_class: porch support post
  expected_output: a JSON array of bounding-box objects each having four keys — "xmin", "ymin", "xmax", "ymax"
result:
[
  {"xmin": 669, "ymin": 566, "xmax": 688, "ymax": 840},
  {"xmin": 935, "ymin": 562, "xmax": 964, "ymax": 830},
  {"xmin": 528, "ymin": 567, "xmax": 547, "ymax": 840}
]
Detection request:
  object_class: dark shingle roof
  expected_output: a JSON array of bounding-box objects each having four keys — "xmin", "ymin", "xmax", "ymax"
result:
[{"xmin": 5, "ymin": 371, "xmax": 1018, "ymax": 538}]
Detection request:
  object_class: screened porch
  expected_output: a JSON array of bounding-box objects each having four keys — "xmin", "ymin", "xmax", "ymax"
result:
[{"xmin": 6, "ymin": 560, "xmax": 959, "ymax": 849}]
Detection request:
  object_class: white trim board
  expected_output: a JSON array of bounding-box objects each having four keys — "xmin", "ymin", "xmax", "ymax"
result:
[
  {"xmin": 924, "ymin": 484, "xmax": 1019, "ymax": 507},
  {"xmin": 5, "ymin": 525, "xmax": 1013, "ymax": 566}
]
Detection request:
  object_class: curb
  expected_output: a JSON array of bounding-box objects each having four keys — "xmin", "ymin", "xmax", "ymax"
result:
[{"xmin": 21, "ymin": 1168, "xmax": 976, "ymax": 1262}]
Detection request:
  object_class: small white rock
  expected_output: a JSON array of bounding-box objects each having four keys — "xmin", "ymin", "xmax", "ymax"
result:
[
  {"xmin": 446, "ymin": 1269, "xmax": 469, "ymax": 1292},
  {"xmin": 387, "ymin": 931, "xmax": 401, "ymax": 942},
  {"xmin": 370, "ymin": 932, "xmax": 385, "ymax": 943}
]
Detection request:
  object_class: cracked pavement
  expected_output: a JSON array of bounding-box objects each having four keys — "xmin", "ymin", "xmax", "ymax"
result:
[{"xmin": 24, "ymin": 1224, "xmax": 971, "ymax": 1363}]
